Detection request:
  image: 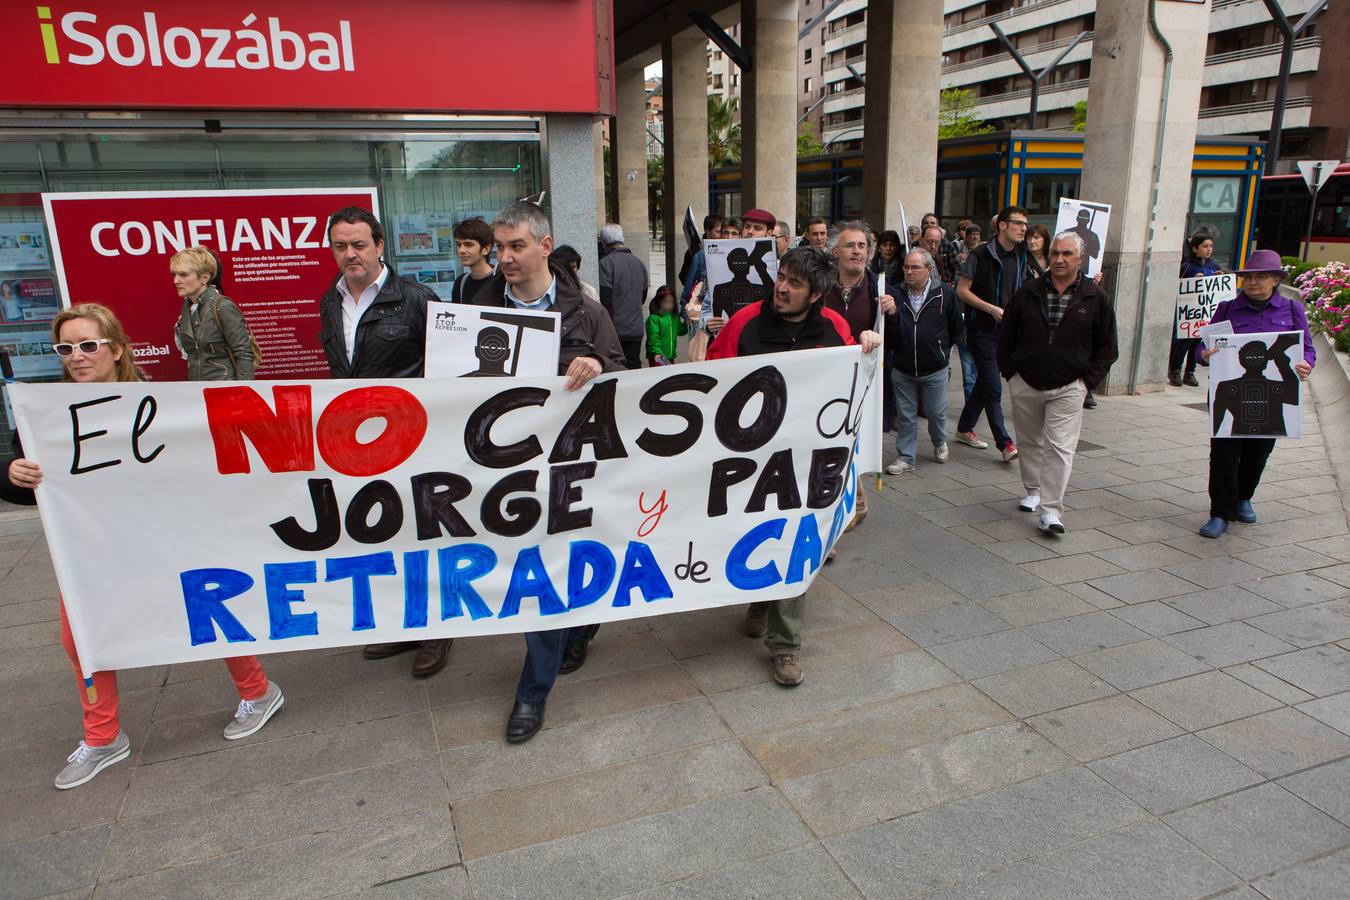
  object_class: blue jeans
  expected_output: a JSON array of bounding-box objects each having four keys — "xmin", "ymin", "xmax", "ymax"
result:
[
  {"xmin": 956, "ymin": 329, "xmax": 1012, "ymax": 450},
  {"xmin": 892, "ymin": 368, "xmax": 950, "ymax": 464},
  {"xmin": 516, "ymin": 626, "xmax": 586, "ymax": 703},
  {"xmin": 957, "ymin": 341, "xmax": 977, "ymax": 403}
]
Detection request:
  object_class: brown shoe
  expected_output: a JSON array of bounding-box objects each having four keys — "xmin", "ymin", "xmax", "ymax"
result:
[
  {"xmin": 772, "ymin": 654, "xmax": 803, "ymax": 686},
  {"xmin": 411, "ymin": 639, "xmax": 452, "ymax": 678},
  {"xmin": 745, "ymin": 602, "xmax": 770, "ymax": 638},
  {"xmin": 362, "ymin": 641, "xmax": 419, "ymax": 660}
]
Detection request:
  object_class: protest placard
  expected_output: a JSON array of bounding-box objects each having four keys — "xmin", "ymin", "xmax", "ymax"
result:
[
  {"xmin": 704, "ymin": 238, "xmax": 778, "ymax": 319},
  {"xmin": 424, "ymin": 302, "xmax": 560, "ymax": 378},
  {"xmin": 12, "ymin": 348, "xmax": 880, "ymax": 676},
  {"xmin": 1054, "ymin": 199, "xmax": 1111, "ymax": 278},
  {"xmin": 1175, "ymin": 273, "xmax": 1236, "ymax": 339},
  {"xmin": 1207, "ymin": 330, "xmax": 1303, "ymax": 438}
]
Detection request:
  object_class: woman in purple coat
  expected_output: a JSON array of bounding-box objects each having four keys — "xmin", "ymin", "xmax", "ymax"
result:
[{"xmin": 1197, "ymin": 250, "xmax": 1315, "ymax": 538}]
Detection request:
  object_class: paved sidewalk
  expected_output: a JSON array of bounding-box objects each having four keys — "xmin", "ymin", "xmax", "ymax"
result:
[{"xmin": 2, "ymin": 371, "xmax": 1348, "ymax": 899}]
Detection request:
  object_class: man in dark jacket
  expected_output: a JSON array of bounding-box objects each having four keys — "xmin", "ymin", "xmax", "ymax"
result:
[
  {"xmin": 320, "ymin": 205, "xmax": 454, "ymax": 678},
  {"xmin": 955, "ymin": 204, "xmax": 1030, "ymax": 462},
  {"xmin": 597, "ymin": 223, "xmax": 649, "ymax": 369},
  {"xmin": 465, "ymin": 200, "xmax": 626, "ymax": 743},
  {"xmin": 998, "ymin": 231, "xmax": 1118, "ymax": 536},
  {"xmin": 708, "ymin": 246, "xmax": 882, "ymax": 688},
  {"xmin": 884, "ymin": 248, "xmax": 965, "ymax": 475}
]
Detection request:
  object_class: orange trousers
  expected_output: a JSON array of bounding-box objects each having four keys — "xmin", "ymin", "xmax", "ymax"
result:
[{"xmin": 59, "ymin": 599, "xmax": 269, "ymax": 746}]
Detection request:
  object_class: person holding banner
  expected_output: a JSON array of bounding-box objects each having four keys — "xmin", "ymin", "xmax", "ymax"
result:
[
  {"xmin": 1169, "ymin": 232, "xmax": 1222, "ymax": 387},
  {"xmin": 320, "ymin": 206, "xmax": 455, "ymax": 678},
  {"xmin": 171, "ymin": 246, "xmax": 258, "ymax": 381},
  {"xmin": 3, "ymin": 304, "xmax": 283, "ymax": 789},
  {"xmin": 708, "ymin": 246, "xmax": 882, "ymax": 686},
  {"xmin": 1197, "ymin": 249, "xmax": 1315, "ymax": 539}
]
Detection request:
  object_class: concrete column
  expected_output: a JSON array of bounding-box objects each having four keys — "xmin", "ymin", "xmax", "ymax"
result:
[
  {"xmin": 613, "ymin": 61, "xmax": 652, "ymax": 271},
  {"xmin": 861, "ymin": 0, "xmax": 942, "ymax": 231},
  {"xmin": 1080, "ymin": 0, "xmax": 1209, "ymax": 395},
  {"xmin": 544, "ymin": 113, "xmax": 600, "ymax": 288},
  {"xmin": 662, "ymin": 26, "xmax": 709, "ymax": 286},
  {"xmin": 741, "ymin": 0, "xmax": 798, "ymax": 230},
  {"xmin": 593, "ymin": 120, "xmax": 608, "ymax": 228}
]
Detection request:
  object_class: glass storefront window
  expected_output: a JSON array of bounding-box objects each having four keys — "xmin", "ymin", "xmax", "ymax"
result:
[
  {"xmin": 1187, "ymin": 176, "xmax": 1242, "ymax": 270},
  {"xmin": 1022, "ymin": 173, "xmax": 1081, "ymax": 229},
  {"xmin": 939, "ymin": 176, "xmax": 997, "ymax": 226}
]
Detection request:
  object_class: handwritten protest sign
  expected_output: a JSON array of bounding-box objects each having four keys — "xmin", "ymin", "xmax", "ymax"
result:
[
  {"xmin": 424, "ymin": 302, "xmax": 559, "ymax": 379},
  {"xmin": 1207, "ymin": 330, "xmax": 1303, "ymax": 438},
  {"xmin": 705, "ymin": 238, "xmax": 779, "ymax": 319},
  {"xmin": 1175, "ymin": 274, "xmax": 1236, "ymax": 339},
  {"xmin": 12, "ymin": 349, "xmax": 879, "ymax": 676}
]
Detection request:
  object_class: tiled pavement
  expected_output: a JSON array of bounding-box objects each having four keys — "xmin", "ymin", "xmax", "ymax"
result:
[{"xmin": 2, "ymin": 372, "xmax": 1349, "ymax": 899}]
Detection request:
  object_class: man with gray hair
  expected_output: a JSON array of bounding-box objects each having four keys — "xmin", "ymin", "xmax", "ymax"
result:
[
  {"xmin": 998, "ymin": 231, "xmax": 1118, "ymax": 535},
  {"xmin": 884, "ymin": 247, "xmax": 965, "ymax": 475},
  {"xmin": 598, "ymin": 222, "xmax": 649, "ymax": 369}
]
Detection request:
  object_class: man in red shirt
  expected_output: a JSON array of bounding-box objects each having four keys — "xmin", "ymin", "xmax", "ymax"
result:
[{"xmin": 708, "ymin": 246, "xmax": 882, "ymax": 686}]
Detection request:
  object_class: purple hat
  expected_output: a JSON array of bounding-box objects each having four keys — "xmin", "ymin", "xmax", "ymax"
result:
[{"xmin": 1236, "ymin": 249, "xmax": 1284, "ymax": 277}]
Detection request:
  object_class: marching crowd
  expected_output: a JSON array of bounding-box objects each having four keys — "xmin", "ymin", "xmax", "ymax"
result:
[{"xmin": 0, "ymin": 197, "xmax": 1316, "ymax": 791}]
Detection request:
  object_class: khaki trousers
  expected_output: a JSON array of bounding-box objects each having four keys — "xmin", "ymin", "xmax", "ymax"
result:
[{"xmin": 1008, "ymin": 374, "xmax": 1087, "ymax": 518}]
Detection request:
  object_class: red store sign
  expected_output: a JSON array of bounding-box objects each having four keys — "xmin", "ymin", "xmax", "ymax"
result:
[{"xmin": 8, "ymin": 0, "xmax": 614, "ymax": 115}]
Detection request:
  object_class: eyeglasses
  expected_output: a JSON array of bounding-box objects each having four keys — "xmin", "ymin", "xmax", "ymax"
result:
[
  {"xmin": 52, "ymin": 339, "xmax": 111, "ymax": 357},
  {"xmin": 902, "ymin": 264, "xmax": 929, "ymax": 271},
  {"xmin": 1006, "ymin": 220, "xmax": 1029, "ymax": 227}
]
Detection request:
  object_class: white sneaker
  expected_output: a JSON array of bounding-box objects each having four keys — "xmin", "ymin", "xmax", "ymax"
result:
[
  {"xmin": 1038, "ymin": 513, "xmax": 1066, "ymax": 535},
  {"xmin": 54, "ymin": 731, "xmax": 130, "ymax": 790},
  {"xmin": 223, "ymin": 681, "xmax": 284, "ymax": 740},
  {"xmin": 934, "ymin": 444, "xmax": 949, "ymax": 463},
  {"xmin": 885, "ymin": 459, "xmax": 914, "ymax": 475},
  {"xmin": 956, "ymin": 431, "xmax": 989, "ymax": 449},
  {"xmin": 1018, "ymin": 495, "xmax": 1040, "ymax": 512}
]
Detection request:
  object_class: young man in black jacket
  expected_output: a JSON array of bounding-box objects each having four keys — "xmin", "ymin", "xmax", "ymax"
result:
[
  {"xmin": 884, "ymin": 248, "xmax": 965, "ymax": 474},
  {"xmin": 997, "ymin": 232, "xmax": 1118, "ymax": 535}
]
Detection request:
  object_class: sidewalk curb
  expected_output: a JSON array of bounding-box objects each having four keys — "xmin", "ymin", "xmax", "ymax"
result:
[{"xmin": 1309, "ymin": 331, "xmax": 1350, "ymax": 510}]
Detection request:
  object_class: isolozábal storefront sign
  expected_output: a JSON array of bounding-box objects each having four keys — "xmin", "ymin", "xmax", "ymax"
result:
[
  {"xmin": 10, "ymin": 349, "xmax": 880, "ymax": 677},
  {"xmin": 42, "ymin": 187, "xmax": 379, "ymax": 381},
  {"xmin": 9, "ymin": 1, "xmax": 613, "ymax": 115}
]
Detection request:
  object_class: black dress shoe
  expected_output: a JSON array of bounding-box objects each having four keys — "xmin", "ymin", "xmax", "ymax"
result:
[
  {"xmin": 1083, "ymin": 391, "xmax": 1097, "ymax": 410},
  {"xmin": 506, "ymin": 699, "xmax": 545, "ymax": 743},
  {"xmin": 1182, "ymin": 371, "xmax": 1200, "ymax": 387},
  {"xmin": 559, "ymin": 624, "xmax": 600, "ymax": 675}
]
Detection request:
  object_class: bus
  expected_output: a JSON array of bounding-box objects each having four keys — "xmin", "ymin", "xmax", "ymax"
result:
[{"xmin": 1255, "ymin": 163, "xmax": 1350, "ymax": 263}]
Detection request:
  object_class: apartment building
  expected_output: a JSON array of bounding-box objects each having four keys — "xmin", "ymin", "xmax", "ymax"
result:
[{"xmin": 801, "ymin": 0, "xmax": 1348, "ymax": 173}]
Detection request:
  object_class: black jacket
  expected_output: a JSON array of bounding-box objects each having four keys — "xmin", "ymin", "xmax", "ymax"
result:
[
  {"xmin": 470, "ymin": 260, "xmax": 627, "ymax": 375},
  {"xmin": 1, "ymin": 434, "xmax": 36, "ymax": 506},
  {"xmin": 886, "ymin": 282, "xmax": 966, "ymax": 377},
  {"xmin": 961, "ymin": 239, "xmax": 1028, "ymax": 332},
  {"xmin": 320, "ymin": 264, "xmax": 433, "ymax": 379},
  {"xmin": 997, "ymin": 273, "xmax": 1119, "ymax": 390}
]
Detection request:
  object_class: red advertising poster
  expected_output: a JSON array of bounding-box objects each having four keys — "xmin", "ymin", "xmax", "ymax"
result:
[
  {"xmin": 41, "ymin": 187, "xmax": 379, "ymax": 381},
  {"xmin": 6, "ymin": 1, "xmax": 613, "ymax": 115}
]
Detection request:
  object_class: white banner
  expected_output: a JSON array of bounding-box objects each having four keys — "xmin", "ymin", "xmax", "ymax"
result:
[
  {"xmin": 424, "ymin": 302, "xmax": 560, "ymax": 378},
  {"xmin": 1175, "ymin": 274, "xmax": 1236, "ymax": 340},
  {"xmin": 704, "ymin": 238, "xmax": 779, "ymax": 319},
  {"xmin": 1208, "ymin": 331, "xmax": 1303, "ymax": 438},
  {"xmin": 12, "ymin": 349, "xmax": 879, "ymax": 676}
]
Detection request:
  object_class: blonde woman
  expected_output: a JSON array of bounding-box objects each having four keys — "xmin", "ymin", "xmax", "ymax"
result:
[
  {"xmin": 3, "ymin": 304, "xmax": 283, "ymax": 789},
  {"xmin": 171, "ymin": 246, "xmax": 257, "ymax": 380}
]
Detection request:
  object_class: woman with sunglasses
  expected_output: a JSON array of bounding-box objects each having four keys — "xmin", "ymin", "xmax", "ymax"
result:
[{"xmin": 2, "ymin": 303, "xmax": 284, "ymax": 790}]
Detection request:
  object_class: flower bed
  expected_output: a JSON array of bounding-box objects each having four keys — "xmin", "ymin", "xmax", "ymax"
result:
[{"xmin": 1294, "ymin": 261, "xmax": 1350, "ymax": 353}]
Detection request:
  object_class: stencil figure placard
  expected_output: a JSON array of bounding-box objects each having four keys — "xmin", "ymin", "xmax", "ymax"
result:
[
  {"xmin": 1054, "ymin": 199, "xmax": 1111, "ymax": 279},
  {"xmin": 424, "ymin": 302, "xmax": 559, "ymax": 379},
  {"xmin": 704, "ymin": 238, "xmax": 779, "ymax": 319},
  {"xmin": 1207, "ymin": 331, "xmax": 1303, "ymax": 438}
]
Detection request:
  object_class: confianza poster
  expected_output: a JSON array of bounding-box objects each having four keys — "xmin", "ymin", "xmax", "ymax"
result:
[{"xmin": 41, "ymin": 187, "xmax": 379, "ymax": 381}]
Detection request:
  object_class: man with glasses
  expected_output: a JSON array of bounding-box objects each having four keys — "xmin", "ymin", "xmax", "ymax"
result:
[{"xmin": 954, "ymin": 205, "xmax": 1029, "ymax": 463}]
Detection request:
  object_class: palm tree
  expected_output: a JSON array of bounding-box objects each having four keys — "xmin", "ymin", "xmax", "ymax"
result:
[{"xmin": 707, "ymin": 95, "xmax": 742, "ymax": 167}]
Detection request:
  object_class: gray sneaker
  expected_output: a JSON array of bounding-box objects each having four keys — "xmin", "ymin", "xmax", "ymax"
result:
[
  {"xmin": 54, "ymin": 731, "xmax": 130, "ymax": 790},
  {"xmin": 223, "ymin": 681, "xmax": 284, "ymax": 741}
]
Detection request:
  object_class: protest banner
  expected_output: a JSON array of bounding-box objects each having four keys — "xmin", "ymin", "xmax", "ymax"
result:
[
  {"xmin": 1175, "ymin": 274, "xmax": 1236, "ymax": 339},
  {"xmin": 424, "ymin": 302, "xmax": 560, "ymax": 378},
  {"xmin": 1054, "ymin": 199, "xmax": 1111, "ymax": 278},
  {"xmin": 704, "ymin": 238, "xmax": 779, "ymax": 319},
  {"xmin": 12, "ymin": 348, "xmax": 880, "ymax": 676},
  {"xmin": 41, "ymin": 187, "xmax": 379, "ymax": 381},
  {"xmin": 1207, "ymin": 331, "xmax": 1303, "ymax": 438}
]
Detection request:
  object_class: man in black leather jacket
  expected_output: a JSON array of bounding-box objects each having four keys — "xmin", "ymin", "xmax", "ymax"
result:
[{"xmin": 318, "ymin": 205, "xmax": 453, "ymax": 677}]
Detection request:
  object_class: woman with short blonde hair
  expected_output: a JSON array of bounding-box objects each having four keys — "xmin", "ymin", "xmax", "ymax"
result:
[{"xmin": 171, "ymin": 245, "xmax": 258, "ymax": 380}]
